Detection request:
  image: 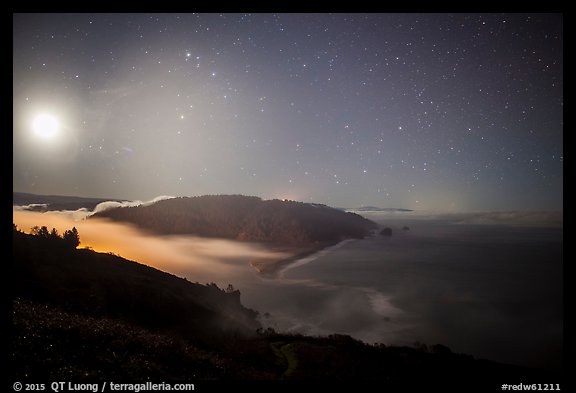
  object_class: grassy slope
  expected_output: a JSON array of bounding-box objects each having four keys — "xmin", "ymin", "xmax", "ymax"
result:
[{"xmin": 13, "ymin": 230, "xmax": 259, "ymax": 337}]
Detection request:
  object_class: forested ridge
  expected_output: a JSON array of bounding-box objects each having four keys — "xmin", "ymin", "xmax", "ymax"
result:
[{"xmin": 92, "ymin": 195, "xmax": 378, "ymax": 244}]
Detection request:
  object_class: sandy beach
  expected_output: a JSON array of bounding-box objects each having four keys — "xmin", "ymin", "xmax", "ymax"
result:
[
  {"xmin": 249, "ymin": 238, "xmax": 361, "ymax": 278},
  {"xmin": 249, "ymin": 241, "xmax": 338, "ymax": 277}
]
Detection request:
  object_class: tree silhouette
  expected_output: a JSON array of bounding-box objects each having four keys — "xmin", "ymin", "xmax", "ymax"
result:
[
  {"xmin": 50, "ymin": 228, "xmax": 60, "ymax": 239},
  {"xmin": 37, "ymin": 226, "xmax": 50, "ymax": 238},
  {"xmin": 63, "ymin": 227, "xmax": 80, "ymax": 248}
]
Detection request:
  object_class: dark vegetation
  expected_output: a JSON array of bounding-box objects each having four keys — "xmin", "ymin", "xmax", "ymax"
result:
[
  {"xmin": 28, "ymin": 224, "xmax": 80, "ymax": 248},
  {"xmin": 11, "ymin": 225, "xmax": 559, "ymax": 387},
  {"xmin": 13, "ymin": 226, "xmax": 257, "ymax": 338},
  {"xmin": 92, "ymin": 195, "xmax": 378, "ymax": 244}
]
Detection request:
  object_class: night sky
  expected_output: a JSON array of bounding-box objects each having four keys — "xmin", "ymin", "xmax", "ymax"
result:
[{"xmin": 13, "ymin": 13, "xmax": 563, "ymax": 211}]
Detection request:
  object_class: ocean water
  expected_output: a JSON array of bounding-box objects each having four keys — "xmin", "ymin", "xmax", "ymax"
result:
[{"xmin": 238, "ymin": 217, "xmax": 563, "ymax": 369}]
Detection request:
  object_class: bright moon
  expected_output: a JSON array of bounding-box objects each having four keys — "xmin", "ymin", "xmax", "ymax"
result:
[{"xmin": 32, "ymin": 113, "xmax": 59, "ymax": 139}]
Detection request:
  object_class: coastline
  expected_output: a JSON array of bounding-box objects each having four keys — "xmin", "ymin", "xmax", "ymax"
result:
[{"xmin": 249, "ymin": 239, "xmax": 354, "ymax": 278}]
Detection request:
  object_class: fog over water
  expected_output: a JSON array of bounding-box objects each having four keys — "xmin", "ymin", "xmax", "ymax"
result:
[{"xmin": 13, "ymin": 208, "xmax": 562, "ymax": 369}]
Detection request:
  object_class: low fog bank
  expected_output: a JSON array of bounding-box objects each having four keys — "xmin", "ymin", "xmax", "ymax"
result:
[
  {"xmin": 357, "ymin": 209, "xmax": 563, "ymax": 228},
  {"xmin": 14, "ymin": 195, "xmax": 176, "ymax": 218},
  {"xmin": 12, "ymin": 209, "xmax": 290, "ymax": 284},
  {"xmin": 14, "ymin": 195, "xmax": 563, "ymax": 228}
]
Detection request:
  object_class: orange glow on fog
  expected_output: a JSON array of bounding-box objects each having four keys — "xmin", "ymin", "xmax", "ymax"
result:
[
  {"xmin": 12, "ymin": 209, "xmax": 290, "ymax": 280},
  {"xmin": 13, "ymin": 209, "xmax": 167, "ymax": 266}
]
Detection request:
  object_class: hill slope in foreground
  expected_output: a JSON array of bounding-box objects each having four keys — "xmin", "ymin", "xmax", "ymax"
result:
[
  {"xmin": 91, "ymin": 195, "xmax": 378, "ymax": 245},
  {"xmin": 11, "ymin": 227, "xmax": 559, "ymax": 386}
]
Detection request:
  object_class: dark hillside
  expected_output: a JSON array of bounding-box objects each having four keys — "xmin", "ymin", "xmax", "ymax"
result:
[
  {"xmin": 13, "ymin": 228, "xmax": 258, "ymax": 337},
  {"xmin": 92, "ymin": 195, "xmax": 377, "ymax": 244}
]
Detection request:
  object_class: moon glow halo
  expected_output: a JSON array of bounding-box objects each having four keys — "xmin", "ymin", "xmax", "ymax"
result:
[{"xmin": 32, "ymin": 113, "xmax": 59, "ymax": 139}]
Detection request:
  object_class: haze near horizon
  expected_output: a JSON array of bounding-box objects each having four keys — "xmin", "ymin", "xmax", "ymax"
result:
[{"xmin": 13, "ymin": 13, "xmax": 562, "ymax": 212}]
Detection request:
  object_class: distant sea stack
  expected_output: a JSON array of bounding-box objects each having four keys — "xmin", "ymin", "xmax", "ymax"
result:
[
  {"xmin": 380, "ymin": 227, "xmax": 393, "ymax": 236},
  {"xmin": 91, "ymin": 195, "xmax": 378, "ymax": 245}
]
